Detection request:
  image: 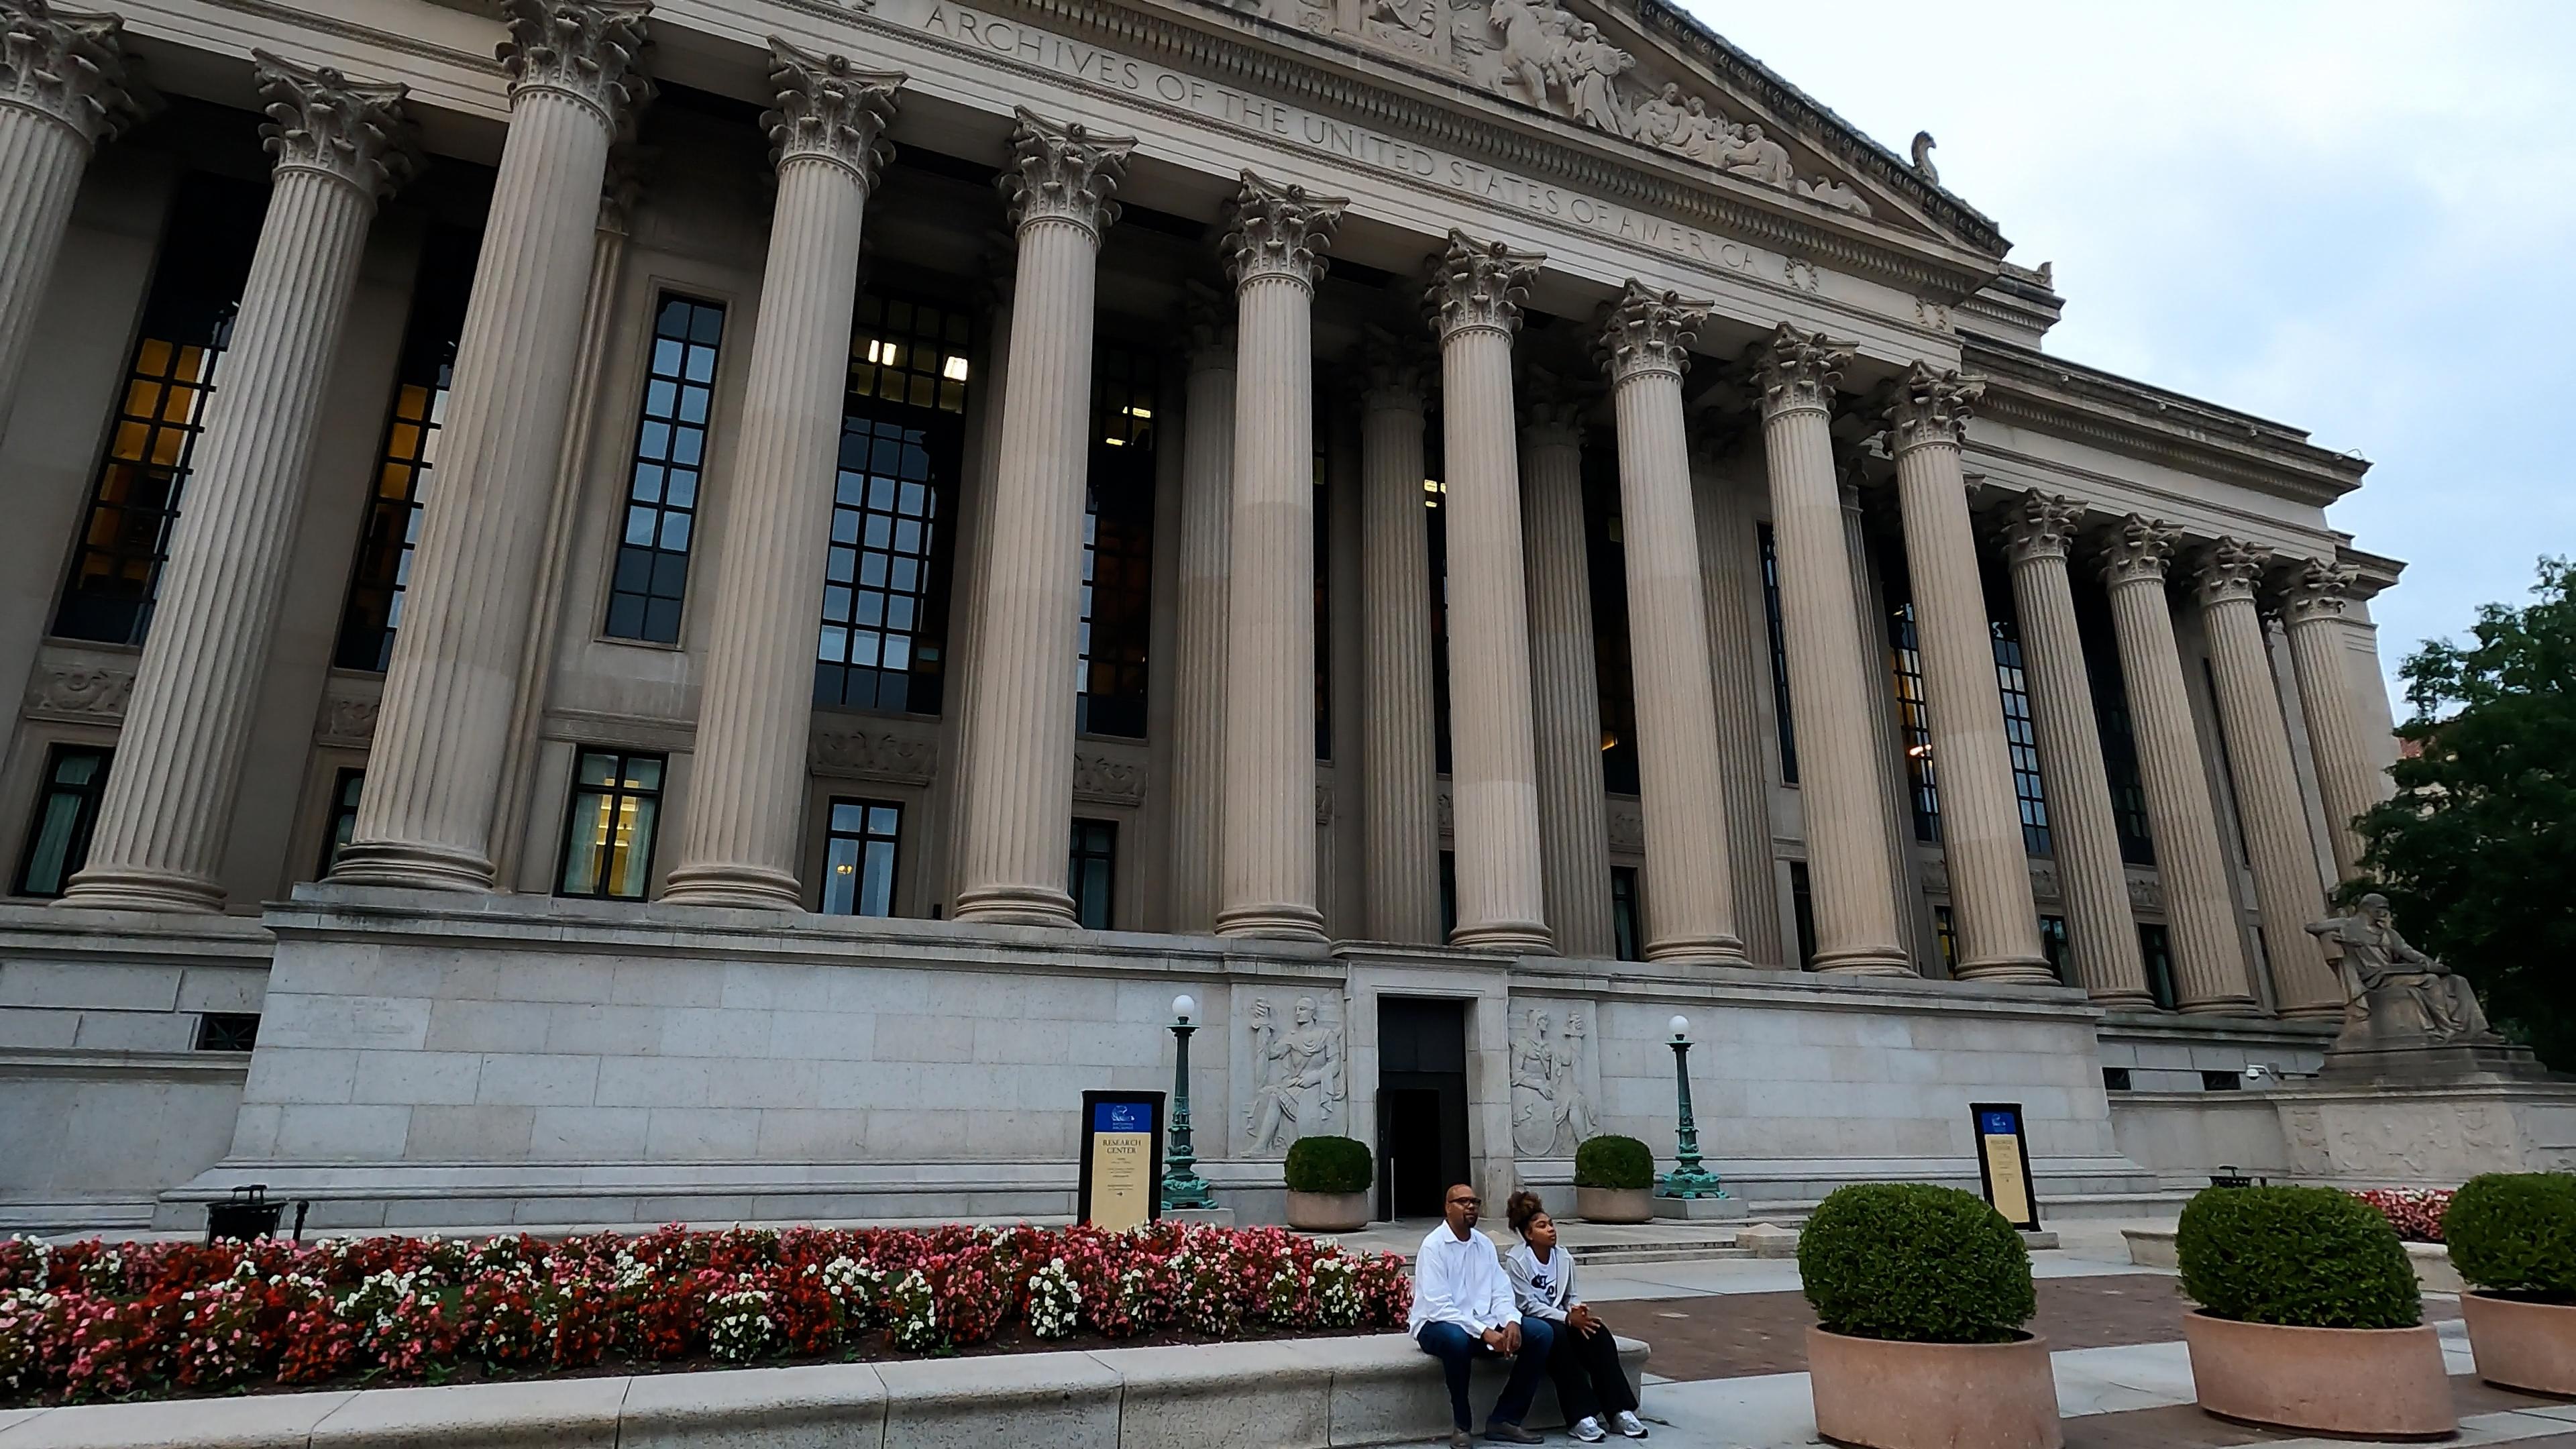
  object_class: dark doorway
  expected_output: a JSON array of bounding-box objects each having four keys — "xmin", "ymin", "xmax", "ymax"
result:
[{"xmin": 1377, "ymin": 998, "xmax": 1470, "ymax": 1220}]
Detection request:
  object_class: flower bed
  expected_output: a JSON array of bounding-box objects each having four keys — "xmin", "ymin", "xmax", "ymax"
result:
[
  {"xmin": 0, "ymin": 1222, "xmax": 1410, "ymax": 1407},
  {"xmin": 2352, "ymin": 1187, "xmax": 2453, "ymax": 1244}
]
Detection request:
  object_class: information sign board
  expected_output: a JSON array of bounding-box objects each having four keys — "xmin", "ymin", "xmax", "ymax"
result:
[
  {"xmin": 1970, "ymin": 1101, "xmax": 2039, "ymax": 1230},
  {"xmin": 1078, "ymin": 1091, "xmax": 1166, "ymax": 1232}
]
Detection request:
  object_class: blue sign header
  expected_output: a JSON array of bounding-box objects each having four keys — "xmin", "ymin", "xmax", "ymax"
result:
[
  {"xmin": 1978, "ymin": 1108, "xmax": 2020, "ymax": 1136},
  {"xmin": 1092, "ymin": 1099, "xmax": 1154, "ymax": 1134}
]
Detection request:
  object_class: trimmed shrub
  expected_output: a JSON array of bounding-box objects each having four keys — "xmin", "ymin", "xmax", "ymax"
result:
[
  {"xmin": 2446, "ymin": 1173, "xmax": 2576, "ymax": 1300},
  {"xmin": 1283, "ymin": 1135, "xmax": 1373, "ymax": 1195},
  {"xmin": 2176, "ymin": 1185, "xmax": 2420, "ymax": 1328},
  {"xmin": 1573, "ymin": 1135, "xmax": 1654, "ymax": 1191},
  {"xmin": 1798, "ymin": 1183, "xmax": 2035, "ymax": 1344}
]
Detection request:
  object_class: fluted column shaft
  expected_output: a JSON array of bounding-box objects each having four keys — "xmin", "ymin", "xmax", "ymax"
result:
[
  {"xmin": 66, "ymin": 56, "xmax": 411, "ymax": 910},
  {"xmin": 1690, "ymin": 433, "xmax": 1784, "ymax": 965},
  {"xmin": 336, "ymin": 2, "xmax": 649, "ymax": 889},
  {"xmin": 1597, "ymin": 284, "xmax": 1744, "ymax": 963},
  {"xmin": 1883, "ymin": 366, "xmax": 2050, "ymax": 983},
  {"xmin": 2281, "ymin": 561, "xmax": 2379, "ymax": 883},
  {"xmin": 1358, "ymin": 349, "xmax": 1442, "ymax": 943},
  {"xmin": 953, "ymin": 109, "xmax": 1132, "ymax": 924},
  {"xmin": 0, "ymin": 1, "xmax": 145, "ymax": 426},
  {"xmin": 2100, "ymin": 519, "xmax": 2255, "ymax": 1012},
  {"xmin": 1216, "ymin": 172, "xmax": 1343, "ymax": 941},
  {"xmin": 2196, "ymin": 541, "xmax": 2339, "ymax": 1016},
  {"xmin": 1519, "ymin": 403, "xmax": 1613, "ymax": 959},
  {"xmin": 1165, "ymin": 307, "xmax": 1233, "ymax": 934},
  {"xmin": 665, "ymin": 45, "xmax": 900, "ymax": 908},
  {"xmin": 1425, "ymin": 231, "xmax": 1550, "ymax": 953},
  {"xmin": 1746, "ymin": 327, "xmax": 1907, "ymax": 973},
  {"xmin": 2001, "ymin": 494, "xmax": 2149, "ymax": 1006}
]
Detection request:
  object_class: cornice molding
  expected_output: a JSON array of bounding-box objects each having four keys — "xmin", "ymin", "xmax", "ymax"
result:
[{"xmin": 195, "ymin": 0, "xmax": 505, "ymax": 80}]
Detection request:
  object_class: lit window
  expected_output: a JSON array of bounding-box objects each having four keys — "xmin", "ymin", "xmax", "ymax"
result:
[
  {"xmin": 1079, "ymin": 343, "xmax": 1157, "ymax": 739},
  {"xmin": 1069, "ymin": 818, "xmax": 1117, "ymax": 930},
  {"xmin": 606, "ymin": 294, "xmax": 725, "ymax": 644},
  {"xmin": 1611, "ymin": 866, "xmax": 1644, "ymax": 962},
  {"xmin": 14, "ymin": 745, "xmax": 112, "ymax": 898},
  {"xmin": 822, "ymin": 798, "xmax": 902, "ymax": 917},
  {"xmin": 1992, "ymin": 621, "xmax": 2051, "ymax": 857},
  {"xmin": 317, "ymin": 767, "xmax": 365, "ymax": 879},
  {"xmin": 556, "ymin": 749, "xmax": 663, "ymax": 900},
  {"xmin": 1935, "ymin": 904, "xmax": 1957, "ymax": 975}
]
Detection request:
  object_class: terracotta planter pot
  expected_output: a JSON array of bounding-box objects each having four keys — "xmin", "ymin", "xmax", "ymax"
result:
[
  {"xmin": 1576, "ymin": 1185, "xmax": 1652, "ymax": 1224},
  {"xmin": 1284, "ymin": 1189, "xmax": 1369, "ymax": 1232},
  {"xmin": 2182, "ymin": 1311, "xmax": 2454, "ymax": 1438},
  {"xmin": 2463, "ymin": 1291, "xmax": 2576, "ymax": 1396},
  {"xmin": 1805, "ymin": 1326, "xmax": 2062, "ymax": 1449}
]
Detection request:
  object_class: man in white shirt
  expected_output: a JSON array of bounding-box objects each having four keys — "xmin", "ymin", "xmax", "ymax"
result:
[{"xmin": 1411, "ymin": 1181, "xmax": 1556, "ymax": 1445}]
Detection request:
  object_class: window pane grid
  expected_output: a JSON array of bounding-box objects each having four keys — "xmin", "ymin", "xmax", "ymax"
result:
[
  {"xmin": 1889, "ymin": 602, "xmax": 1939, "ymax": 842},
  {"xmin": 14, "ymin": 745, "xmax": 113, "ymax": 898},
  {"xmin": 1758, "ymin": 523, "xmax": 1799, "ymax": 784},
  {"xmin": 317, "ymin": 767, "xmax": 366, "ymax": 879},
  {"xmin": 1991, "ymin": 621, "xmax": 2052, "ymax": 857},
  {"xmin": 822, "ymin": 798, "xmax": 903, "ymax": 916},
  {"xmin": 1079, "ymin": 344, "xmax": 1157, "ymax": 739},
  {"xmin": 1069, "ymin": 819, "xmax": 1117, "ymax": 930},
  {"xmin": 556, "ymin": 749, "xmax": 664, "ymax": 900},
  {"xmin": 2038, "ymin": 913, "xmax": 2070, "ymax": 984},
  {"xmin": 606, "ymin": 295, "xmax": 725, "ymax": 645}
]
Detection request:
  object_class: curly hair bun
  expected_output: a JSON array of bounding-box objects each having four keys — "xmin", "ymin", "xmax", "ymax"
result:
[{"xmin": 1505, "ymin": 1189, "xmax": 1547, "ymax": 1234}]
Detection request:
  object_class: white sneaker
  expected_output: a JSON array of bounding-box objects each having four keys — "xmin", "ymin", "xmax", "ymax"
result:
[
  {"xmin": 1613, "ymin": 1411, "xmax": 1649, "ymax": 1438},
  {"xmin": 1570, "ymin": 1417, "xmax": 1606, "ymax": 1443}
]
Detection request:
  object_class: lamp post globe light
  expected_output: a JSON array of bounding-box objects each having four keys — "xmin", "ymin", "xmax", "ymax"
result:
[
  {"xmin": 1159, "ymin": 993, "xmax": 1217, "ymax": 1212},
  {"xmin": 1659, "ymin": 1014, "xmax": 1728, "ymax": 1199}
]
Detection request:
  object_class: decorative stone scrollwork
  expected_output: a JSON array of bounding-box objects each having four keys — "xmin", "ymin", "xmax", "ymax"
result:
[
  {"xmin": 1071, "ymin": 751, "xmax": 1145, "ymax": 805},
  {"xmin": 761, "ymin": 37, "xmax": 901, "ymax": 189},
  {"xmin": 253, "ymin": 52, "xmax": 417, "ymax": 201},
  {"xmin": 1315, "ymin": 782, "xmax": 1333, "ymax": 825},
  {"xmin": 313, "ymin": 692, "xmax": 380, "ymax": 747},
  {"xmin": 998, "ymin": 105, "xmax": 1134, "ymax": 237},
  {"xmin": 21, "ymin": 659, "xmax": 131, "ymax": 722},
  {"xmin": 0, "ymin": 0, "xmax": 150, "ymax": 147},
  {"xmin": 808, "ymin": 724, "xmax": 936, "ymax": 784},
  {"xmin": 1741, "ymin": 322, "xmax": 1853, "ymax": 417},
  {"xmin": 1604, "ymin": 800, "xmax": 1644, "ymax": 851},
  {"xmin": 1592, "ymin": 279, "xmax": 1709, "ymax": 384},
  {"xmin": 1794, "ymin": 177, "xmax": 1871, "ymax": 217},
  {"xmin": 1436, "ymin": 786, "xmax": 1455, "ymax": 837},
  {"xmin": 1423, "ymin": 228, "xmax": 1542, "ymax": 340},
  {"xmin": 2125, "ymin": 872, "xmax": 2164, "ymax": 914},
  {"xmin": 2000, "ymin": 490, "xmax": 2084, "ymax": 565},
  {"xmin": 1360, "ymin": 323, "xmax": 1428, "ymax": 411},
  {"xmin": 499, "ymin": 0, "xmax": 653, "ymax": 133},
  {"xmin": 2029, "ymin": 861, "xmax": 2061, "ymax": 904},
  {"xmin": 1517, "ymin": 365, "xmax": 1582, "ymax": 441},
  {"xmin": 2098, "ymin": 515, "xmax": 2180, "ymax": 588},
  {"xmin": 2194, "ymin": 537, "xmax": 2271, "ymax": 606},
  {"xmin": 1880, "ymin": 360, "xmax": 1982, "ymax": 453},
  {"xmin": 1510, "ymin": 1006, "xmax": 1593, "ymax": 1156},
  {"xmin": 1782, "ymin": 258, "xmax": 1823, "ymax": 294},
  {"xmin": 1244, "ymin": 994, "xmax": 1346, "ymax": 1152},
  {"xmin": 2281, "ymin": 557, "xmax": 2358, "ymax": 624},
  {"xmin": 1183, "ymin": 280, "xmax": 1235, "ymax": 372},
  {"xmin": 1222, "ymin": 170, "xmax": 1348, "ymax": 288}
]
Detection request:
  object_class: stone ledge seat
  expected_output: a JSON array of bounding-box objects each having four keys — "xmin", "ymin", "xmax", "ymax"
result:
[{"xmin": 0, "ymin": 1332, "xmax": 1650, "ymax": 1449}]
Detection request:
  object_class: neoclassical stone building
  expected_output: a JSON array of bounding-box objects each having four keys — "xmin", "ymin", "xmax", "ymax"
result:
[{"xmin": 0, "ymin": 0, "xmax": 2440, "ymax": 1232}]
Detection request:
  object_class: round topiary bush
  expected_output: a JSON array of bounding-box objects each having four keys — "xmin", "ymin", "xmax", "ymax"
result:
[
  {"xmin": 1283, "ymin": 1134, "xmax": 1373, "ymax": 1194},
  {"xmin": 1573, "ymin": 1134, "xmax": 1653, "ymax": 1190},
  {"xmin": 2177, "ymin": 1184, "xmax": 2420, "ymax": 1328},
  {"xmin": 1798, "ymin": 1183, "xmax": 2035, "ymax": 1343},
  {"xmin": 2446, "ymin": 1173, "xmax": 2576, "ymax": 1300}
]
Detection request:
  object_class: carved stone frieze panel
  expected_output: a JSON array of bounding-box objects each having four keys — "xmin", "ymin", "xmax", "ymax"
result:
[
  {"xmin": 1508, "ymin": 1000, "xmax": 1596, "ymax": 1157},
  {"xmin": 21, "ymin": 657, "xmax": 134, "ymax": 724},
  {"xmin": 810, "ymin": 722, "xmax": 938, "ymax": 784},
  {"xmin": 1072, "ymin": 749, "xmax": 1145, "ymax": 805},
  {"xmin": 1605, "ymin": 799, "xmax": 1644, "ymax": 852},
  {"xmin": 1240, "ymin": 991, "xmax": 1348, "ymax": 1153},
  {"xmin": 314, "ymin": 688, "xmax": 382, "ymax": 748}
]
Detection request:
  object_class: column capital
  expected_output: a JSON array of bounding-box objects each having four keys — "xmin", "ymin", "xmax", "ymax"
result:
[
  {"xmin": 2281, "ymin": 555, "xmax": 2357, "ymax": 625},
  {"xmin": 1222, "ymin": 170, "xmax": 1346, "ymax": 289},
  {"xmin": 1360, "ymin": 323, "xmax": 1428, "ymax": 412},
  {"xmin": 2099, "ymin": 514, "xmax": 2179, "ymax": 588},
  {"xmin": 761, "ymin": 36, "xmax": 900, "ymax": 189},
  {"xmin": 2000, "ymin": 489, "xmax": 2084, "ymax": 566},
  {"xmin": 253, "ymin": 52, "xmax": 417, "ymax": 201},
  {"xmin": 1182, "ymin": 280, "xmax": 1234, "ymax": 373},
  {"xmin": 1687, "ymin": 404, "xmax": 1758, "ymax": 464},
  {"xmin": 500, "ymin": 0, "xmax": 653, "ymax": 134},
  {"xmin": 998, "ymin": 105, "xmax": 1134, "ymax": 237},
  {"xmin": 1880, "ymin": 360, "xmax": 1982, "ymax": 453},
  {"xmin": 1, "ymin": 0, "xmax": 151, "ymax": 147},
  {"xmin": 1517, "ymin": 368, "xmax": 1583, "ymax": 442},
  {"xmin": 1741, "ymin": 321, "xmax": 1854, "ymax": 417},
  {"xmin": 1423, "ymin": 228, "xmax": 1542, "ymax": 341},
  {"xmin": 1592, "ymin": 279, "xmax": 1709, "ymax": 385},
  {"xmin": 597, "ymin": 139, "xmax": 653, "ymax": 233},
  {"xmin": 2194, "ymin": 536, "xmax": 2273, "ymax": 606}
]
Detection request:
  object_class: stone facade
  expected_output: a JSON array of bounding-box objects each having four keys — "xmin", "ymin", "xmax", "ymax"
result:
[{"xmin": 0, "ymin": 0, "xmax": 2481, "ymax": 1232}]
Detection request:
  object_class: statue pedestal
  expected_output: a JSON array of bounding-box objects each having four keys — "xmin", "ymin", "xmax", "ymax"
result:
[
  {"xmin": 2270, "ymin": 1075, "xmax": 2576, "ymax": 1185},
  {"xmin": 2319, "ymin": 1038, "xmax": 2553, "ymax": 1086}
]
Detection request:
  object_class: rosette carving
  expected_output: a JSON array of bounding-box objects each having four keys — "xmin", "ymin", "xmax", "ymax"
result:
[
  {"xmin": 1422, "ymin": 229, "xmax": 1542, "ymax": 340},
  {"xmin": 761, "ymin": 37, "xmax": 901, "ymax": 188},
  {"xmin": 1592, "ymin": 279, "xmax": 1708, "ymax": 384},
  {"xmin": 1222, "ymin": 170, "xmax": 1346, "ymax": 288},
  {"xmin": 253, "ymin": 52, "xmax": 416, "ymax": 200},
  {"xmin": 998, "ymin": 106, "xmax": 1134, "ymax": 235}
]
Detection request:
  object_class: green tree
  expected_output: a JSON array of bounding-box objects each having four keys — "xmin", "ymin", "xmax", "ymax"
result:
[{"xmin": 2351, "ymin": 557, "xmax": 2576, "ymax": 1069}]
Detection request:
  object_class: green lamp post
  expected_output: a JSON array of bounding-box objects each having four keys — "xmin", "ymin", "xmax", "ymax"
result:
[
  {"xmin": 1658, "ymin": 1014, "xmax": 1727, "ymax": 1199},
  {"xmin": 1159, "ymin": 993, "xmax": 1216, "ymax": 1212}
]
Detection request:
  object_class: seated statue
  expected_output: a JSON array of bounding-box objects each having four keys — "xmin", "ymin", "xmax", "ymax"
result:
[{"xmin": 2307, "ymin": 894, "xmax": 2495, "ymax": 1046}]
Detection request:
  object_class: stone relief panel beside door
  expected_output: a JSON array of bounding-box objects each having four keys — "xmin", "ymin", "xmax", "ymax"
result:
[
  {"xmin": 1240, "ymin": 993, "xmax": 1350, "ymax": 1152},
  {"xmin": 1510, "ymin": 1001, "xmax": 1598, "ymax": 1157},
  {"xmin": 1255, "ymin": 0, "xmax": 1875, "ymax": 214}
]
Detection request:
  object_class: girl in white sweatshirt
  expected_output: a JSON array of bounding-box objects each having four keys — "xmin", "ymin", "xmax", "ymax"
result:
[{"xmin": 1504, "ymin": 1189, "xmax": 1648, "ymax": 1441}]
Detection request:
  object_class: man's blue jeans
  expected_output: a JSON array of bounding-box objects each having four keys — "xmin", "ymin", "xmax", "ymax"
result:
[{"xmin": 1416, "ymin": 1317, "xmax": 1558, "ymax": 1431}]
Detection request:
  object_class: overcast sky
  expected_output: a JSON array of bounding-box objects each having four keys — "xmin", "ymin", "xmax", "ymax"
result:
[{"xmin": 1682, "ymin": 0, "xmax": 2576, "ymax": 711}]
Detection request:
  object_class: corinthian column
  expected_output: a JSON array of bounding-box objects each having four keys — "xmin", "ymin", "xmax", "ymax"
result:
[
  {"xmin": 1745, "ymin": 325, "xmax": 1907, "ymax": 974},
  {"xmin": 2195, "ymin": 540, "xmax": 2340, "ymax": 1016},
  {"xmin": 1880, "ymin": 364, "xmax": 2050, "ymax": 983},
  {"xmin": 1423, "ymin": 231, "xmax": 1550, "ymax": 953},
  {"xmin": 1595, "ymin": 283, "xmax": 1746, "ymax": 964},
  {"xmin": 1689, "ymin": 415, "xmax": 1785, "ymax": 965},
  {"xmin": 1216, "ymin": 171, "xmax": 1344, "ymax": 941},
  {"xmin": 334, "ymin": 0, "xmax": 650, "ymax": 890},
  {"xmin": 62, "ymin": 56, "xmax": 413, "ymax": 912},
  {"xmin": 1164, "ymin": 289, "xmax": 1232, "ymax": 934},
  {"xmin": 663, "ymin": 42, "xmax": 900, "ymax": 908},
  {"xmin": 2278, "ymin": 558, "xmax": 2380, "ymax": 883},
  {"xmin": 1999, "ymin": 492, "xmax": 2149, "ymax": 1006},
  {"xmin": 1358, "ymin": 329, "xmax": 1442, "ymax": 944},
  {"xmin": 2099, "ymin": 519, "xmax": 2255, "ymax": 1012},
  {"xmin": 952, "ymin": 108, "xmax": 1132, "ymax": 924},
  {"xmin": 1518, "ymin": 379, "xmax": 1613, "ymax": 959},
  {"xmin": 0, "ymin": 0, "xmax": 148, "ymax": 426}
]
